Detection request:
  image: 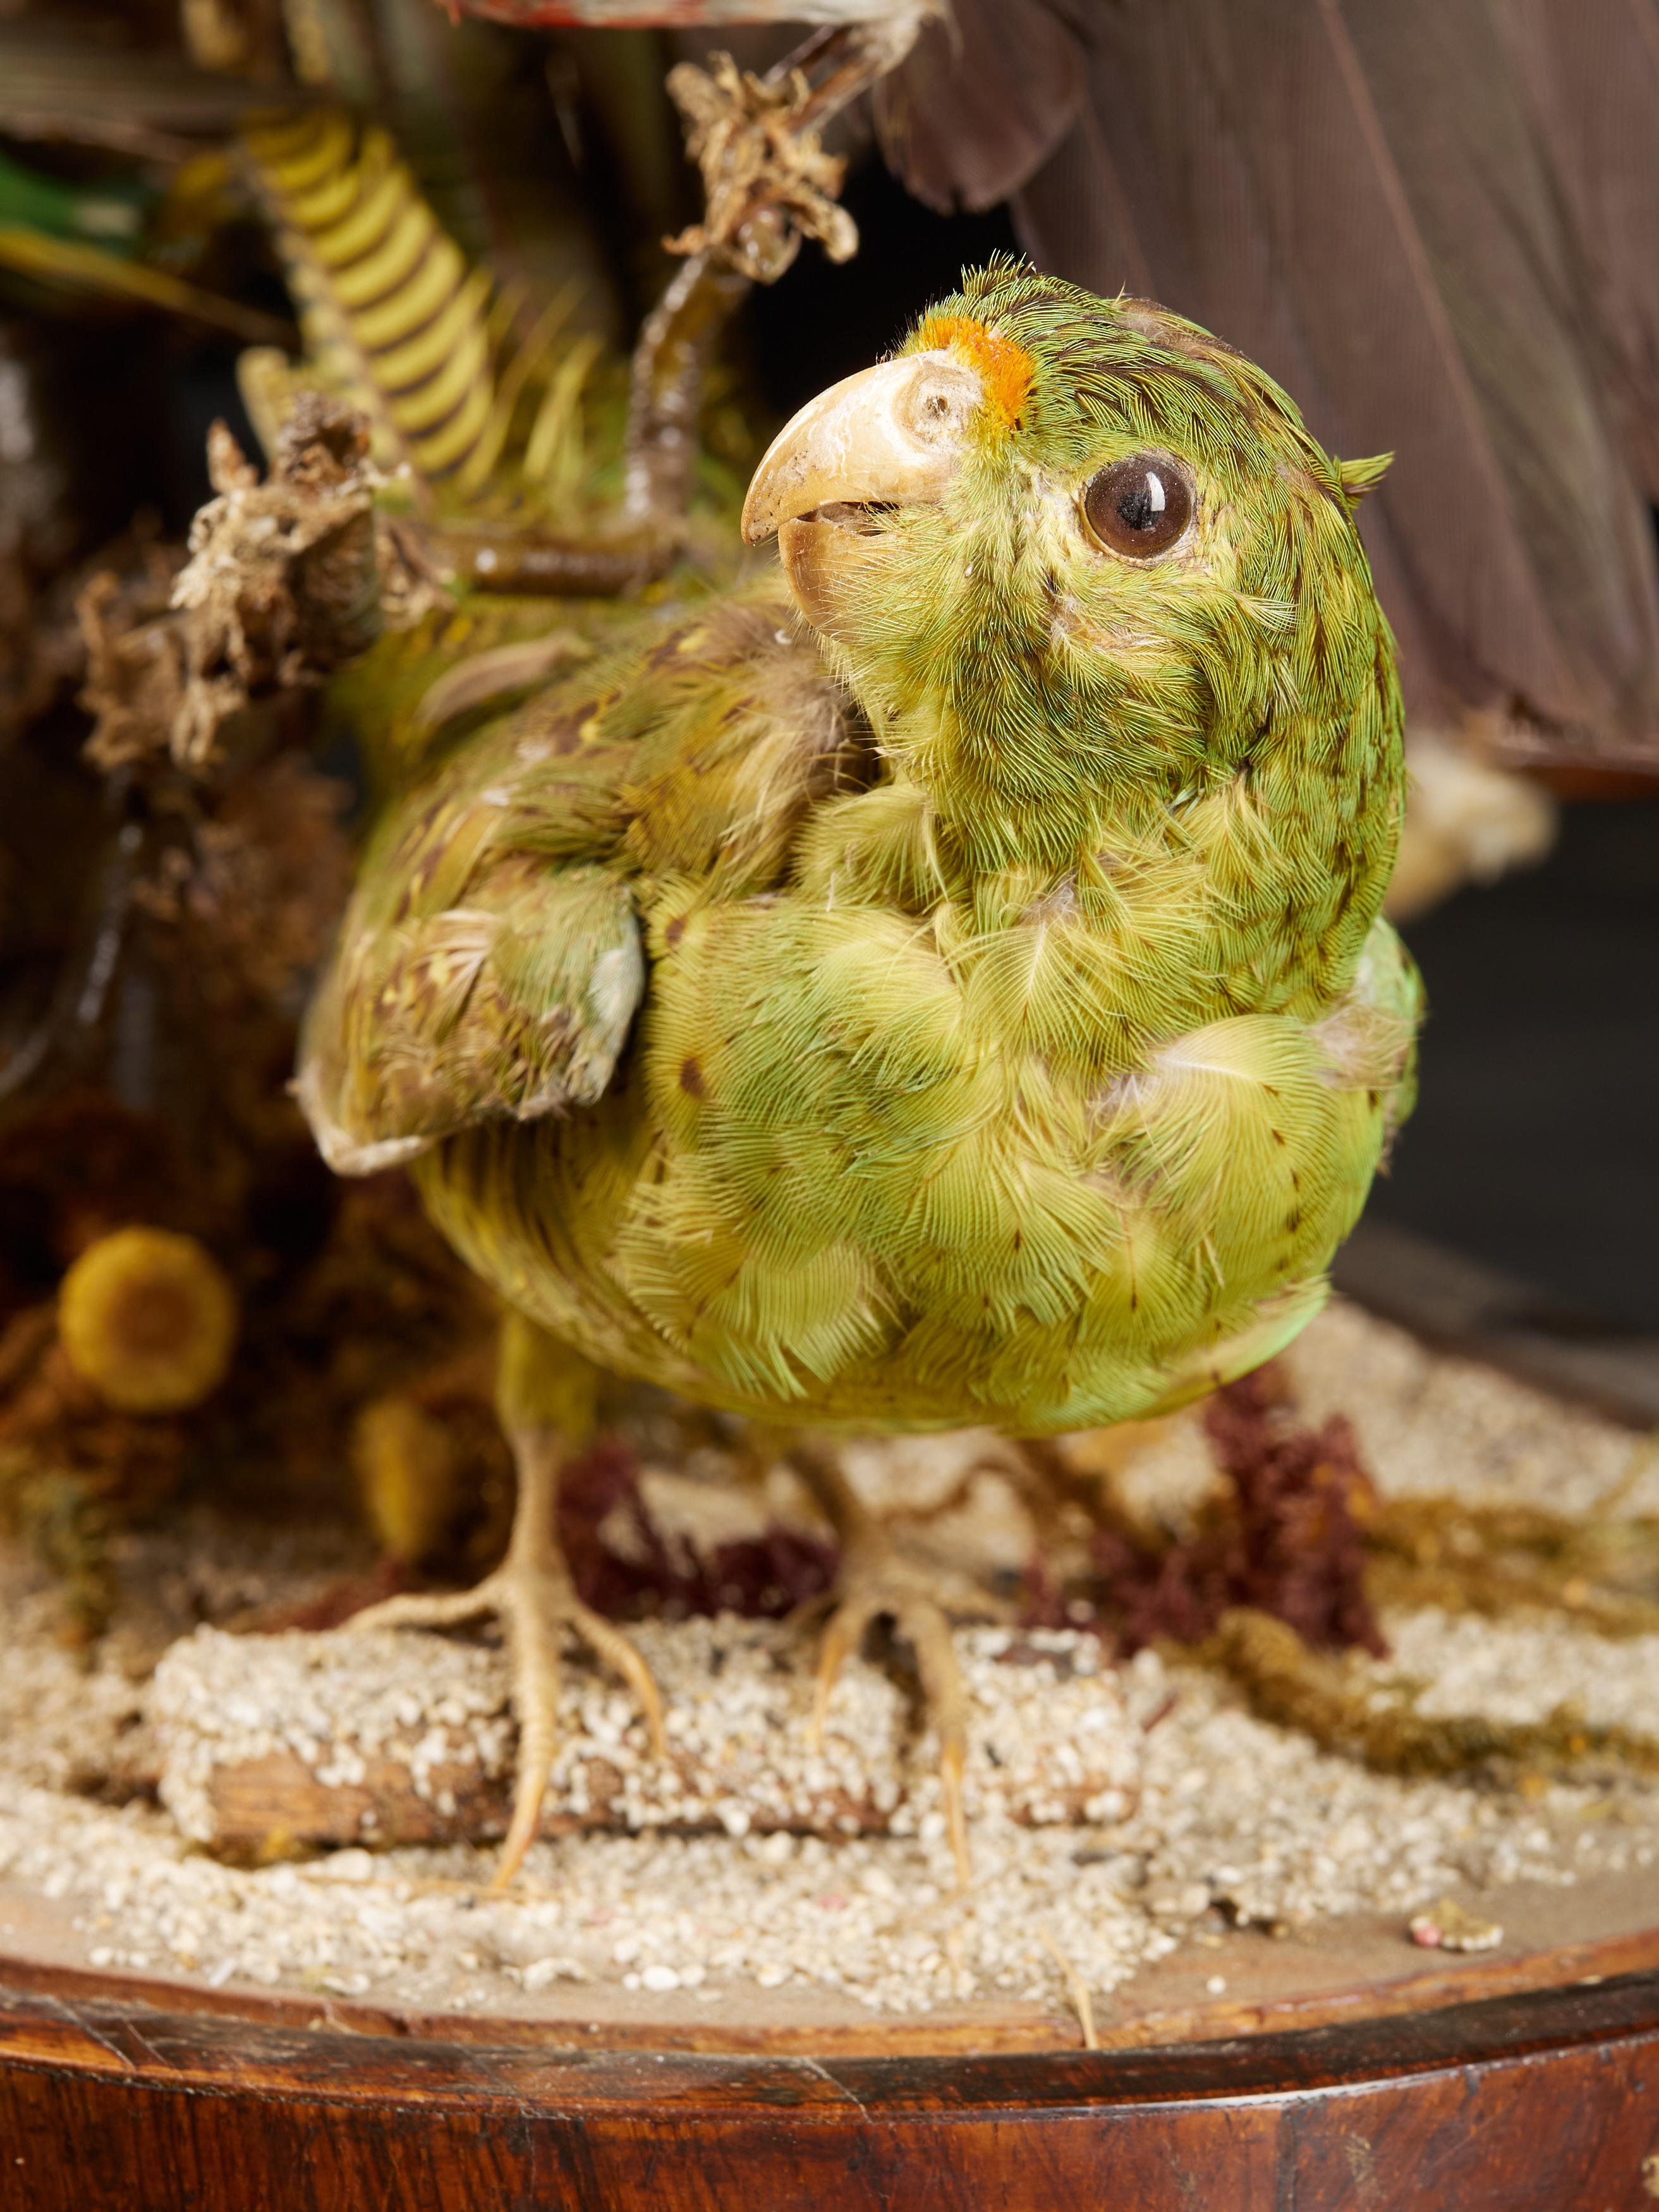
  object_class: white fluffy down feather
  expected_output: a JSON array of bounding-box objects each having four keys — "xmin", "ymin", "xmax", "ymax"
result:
[{"xmin": 1385, "ymin": 734, "xmax": 1557, "ymax": 923}]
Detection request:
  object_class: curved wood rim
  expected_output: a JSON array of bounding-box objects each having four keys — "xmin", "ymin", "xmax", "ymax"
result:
[
  {"xmin": 8, "ymin": 1967, "xmax": 1659, "ymax": 2210},
  {"xmin": 4, "ymin": 1966, "xmax": 1658, "ymax": 2110},
  {"xmin": 6, "ymin": 1914, "xmax": 1659, "ymax": 2058}
]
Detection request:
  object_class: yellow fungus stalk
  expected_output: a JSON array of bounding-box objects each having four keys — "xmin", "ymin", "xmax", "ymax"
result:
[{"xmin": 351, "ymin": 1392, "xmax": 459, "ymax": 1564}]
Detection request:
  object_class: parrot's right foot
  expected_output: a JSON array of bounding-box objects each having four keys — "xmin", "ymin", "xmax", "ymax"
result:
[
  {"xmin": 786, "ymin": 1438, "xmax": 976, "ymax": 1892},
  {"xmin": 348, "ymin": 1426, "xmax": 666, "ymax": 1890},
  {"xmin": 811, "ymin": 1540, "xmax": 973, "ymax": 1893}
]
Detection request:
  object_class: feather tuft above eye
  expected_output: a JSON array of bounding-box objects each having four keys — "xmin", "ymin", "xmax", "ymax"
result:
[
  {"xmin": 1335, "ymin": 453, "xmax": 1393, "ymax": 505},
  {"xmin": 911, "ymin": 312, "xmax": 1035, "ymax": 431}
]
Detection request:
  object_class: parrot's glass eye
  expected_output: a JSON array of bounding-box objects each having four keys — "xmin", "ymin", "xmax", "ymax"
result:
[{"xmin": 1082, "ymin": 456, "xmax": 1193, "ymax": 558}]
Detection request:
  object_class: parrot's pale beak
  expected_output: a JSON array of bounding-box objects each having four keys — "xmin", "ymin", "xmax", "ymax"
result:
[
  {"xmin": 741, "ymin": 350, "xmax": 981, "ymax": 544},
  {"xmin": 742, "ymin": 350, "xmax": 981, "ymax": 638}
]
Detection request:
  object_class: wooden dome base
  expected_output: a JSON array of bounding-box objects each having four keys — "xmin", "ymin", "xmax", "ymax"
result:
[{"xmin": 5, "ymin": 1917, "xmax": 1659, "ymax": 2208}]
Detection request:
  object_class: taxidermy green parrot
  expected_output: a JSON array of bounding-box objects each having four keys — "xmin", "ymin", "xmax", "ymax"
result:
[{"xmin": 298, "ymin": 260, "xmax": 1420, "ymax": 1884}]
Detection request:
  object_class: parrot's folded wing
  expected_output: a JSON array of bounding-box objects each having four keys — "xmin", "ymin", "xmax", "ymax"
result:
[
  {"xmin": 296, "ymin": 734, "xmax": 642, "ymax": 1175},
  {"xmin": 300, "ymin": 585, "xmax": 863, "ymax": 1175}
]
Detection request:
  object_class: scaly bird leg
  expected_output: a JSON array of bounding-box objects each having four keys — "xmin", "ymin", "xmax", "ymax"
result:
[
  {"xmin": 349, "ymin": 1331, "xmax": 665, "ymax": 1890},
  {"xmin": 786, "ymin": 1437, "xmax": 975, "ymax": 1892}
]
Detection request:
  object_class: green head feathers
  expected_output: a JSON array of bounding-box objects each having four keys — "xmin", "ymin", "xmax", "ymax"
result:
[{"xmin": 745, "ymin": 258, "xmax": 1402, "ymax": 896}]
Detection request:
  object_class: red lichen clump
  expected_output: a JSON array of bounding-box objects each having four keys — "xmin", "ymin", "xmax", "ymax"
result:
[
  {"xmin": 558, "ymin": 1437, "xmax": 838, "ymax": 1624},
  {"xmin": 1070, "ymin": 1364, "xmax": 1387, "ymax": 1658}
]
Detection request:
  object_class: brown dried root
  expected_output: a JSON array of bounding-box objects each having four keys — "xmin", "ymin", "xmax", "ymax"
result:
[
  {"xmin": 1210, "ymin": 1607, "xmax": 1659, "ymax": 1784},
  {"xmin": 623, "ymin": 22, "xmax": 920, "ymax": 528},
  {"xmin": 1364, "ymin": 1495, "xmax": 1659, "ymax": 1640},
  {"xmin": 80, "ymin": 396, "xmax": 434, "ymax": 774}
]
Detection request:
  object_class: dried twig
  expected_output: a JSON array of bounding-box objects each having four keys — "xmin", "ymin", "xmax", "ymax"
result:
[
  {"xmin": 80, "ymin": 396, "xmax": 432, "ymax": 774},
  {"xmin": 1039, "ymin": 1927, "xmax": 1100, "ymax": 2050},
  {"xmin": 622, "ymin": 18, "xmax": 923, "ymax": 528},
  {"xmin": 664, "ymin": 52, "xmax": 858, "ymax": 283}
]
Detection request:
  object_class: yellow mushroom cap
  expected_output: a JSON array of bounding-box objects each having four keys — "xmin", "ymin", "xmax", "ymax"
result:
[{"xmin": 59, "ymin": 1228, "xmax": 238, "ymax": 1414}]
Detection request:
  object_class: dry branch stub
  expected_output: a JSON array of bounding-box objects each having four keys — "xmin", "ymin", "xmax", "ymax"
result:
[
  {"xmin": 79, "ymin": 396, "xmax": 425, "ymax": 773},
  {"xmin": 150, "ymin": 1616, "xmax": 1140, "ymax": 1858}
]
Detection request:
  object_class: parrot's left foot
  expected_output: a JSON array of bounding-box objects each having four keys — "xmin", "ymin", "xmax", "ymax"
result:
[
  {"xmin": 347, "ymin": 1425, "xmax": 667, "ymax": 1890},
  {"xmin": 787, "ymin": 1440, "xmax": 976, "ymax": 1891}
]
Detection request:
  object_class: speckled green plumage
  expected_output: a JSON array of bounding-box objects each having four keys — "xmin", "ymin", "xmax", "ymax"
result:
[{"xmin": 300, "ymin": 265, "xmax": 1421, "ymax": 1437}]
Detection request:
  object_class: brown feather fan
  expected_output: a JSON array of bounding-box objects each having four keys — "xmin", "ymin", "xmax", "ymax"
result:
[
  {"xmin": 1500, "ymin": 0, "xmax": 1659, "ymax": 504},
  {"xmin": 869, "ymin": 0, "xmax": 1090, "ymax": 216}
]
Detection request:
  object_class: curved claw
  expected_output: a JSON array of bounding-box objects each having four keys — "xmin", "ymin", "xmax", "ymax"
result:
[
  {"xmin": 785, "ymin": 1437, "xmax": 979, "ymax": 1891},
  {"xmin": 348, "ymin": 1579, "xmax": 502, "ymax": 1633},
  {"xmin": 486, "ymin": 1581, "xmax": 666, "ymax": 1890},
  {"xmin": 808, "ymin": 1594, "xmax": 877, "ymax": 1754},
  {"xmin": 573, "ymin": 1598, "xmax": 669, "ymax": 1761},
  {"xmin": 489, "ymin": 1578, "xmax": 564, "ymax": 1893},
  {"xmin": 805, "ymin": 1567, "xmax": 975, "ymax": 1892},
  {"xmin": 901, "ymin": 1592, "xmax": 973, "ymax": 1893},
  {"xmin": 937, "ymin": 1736, "xmax": 971, "ymax": 1896},
  {"xmin": 336, "ymin": 1555, "xmax": 666, "ymax": 1892}
]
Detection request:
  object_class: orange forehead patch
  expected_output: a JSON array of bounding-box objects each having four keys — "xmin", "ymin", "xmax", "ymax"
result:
[{"xmin": 914, "ymin": 315, "xmax": 1035, "ymax": 432}]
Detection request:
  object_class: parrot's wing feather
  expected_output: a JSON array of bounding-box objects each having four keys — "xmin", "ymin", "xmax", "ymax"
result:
[
  {"xmin": 297, "ymin": 717, "xmax": 641, "ymax": 1175},
  {"xmin": 301, "ymin": 586, "xmax": 868, "ymax": 1174},
  {"xmin": 1499, "ymin": 0, "xmax": 1659, "ymax": 504}
]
